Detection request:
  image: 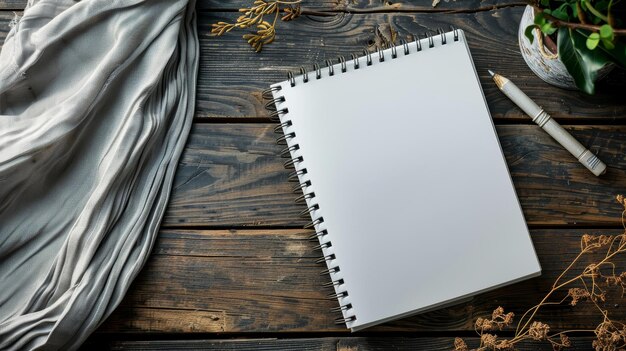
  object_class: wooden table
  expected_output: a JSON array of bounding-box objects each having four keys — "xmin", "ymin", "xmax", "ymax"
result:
[{"xmin": 2, "ymin": 1, "xmax": 626, "ymax": 350}]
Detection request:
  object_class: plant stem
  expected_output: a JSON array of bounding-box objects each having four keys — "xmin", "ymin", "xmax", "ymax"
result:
[
  {"xmin": 516, "ymin": 236, "xmax": 626, "ymax": 336},
  {"xmin": 582, "ymin": 0, "xmax": 610, "ymax": 23},
  {"xmin": 554, "ymin": 249, "xmax": 587, "ymax": 289},
  {"xmin": 272, "ymin": 5, "xmax": 279, "ymax": 27},
  {"xmin": 551, "ymin": 329, "xmax": 594, "ymax": 335},
  {"xmin": 514, "ymin": 247, "xmax": 591, "ymax": 336},
  {"xmin": 531, "ymin": 5, "xmax": 626, "ymax": 35}
]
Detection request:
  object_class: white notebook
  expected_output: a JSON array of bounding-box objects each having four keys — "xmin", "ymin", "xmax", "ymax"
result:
[{"xmin": 265, "ymin": 29, "xmax": 541, "ymax": 331}]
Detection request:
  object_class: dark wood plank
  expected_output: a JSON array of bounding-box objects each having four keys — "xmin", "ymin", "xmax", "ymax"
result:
[
  {"xmin": 0, "ymin": 0, "xmax": 22, "ymax": 10},
  {"xmin": 2, "ymin": 10, "xmax": 624, "ymax": 121},
  {"xmin": 81, "ymin": 336, "xmax": 597, "ymax": 351},
  {"xmin": 94, "ymin": 228, "xmax": 626, "ymax": 333},
  {"xmin": 0, "ymin": 1, "xmax": 524, "ymax": 11},
  {"xmin": 0, "ymin": 12, "xmax": 13, "ymax": 37},
  {"xmin": 196, "ymin": 8, "xmax": 626, "ymax": 121},
  {"xmin": 165, "ymin": 124, "xmax": 626, "ymax": 228},
  {"xmin": 198, "ymin": 0, "xmax": 526, "ymax": 11}
]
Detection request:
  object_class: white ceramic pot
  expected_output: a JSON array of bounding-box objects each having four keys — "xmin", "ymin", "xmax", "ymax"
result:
[
  {"xmin": 518, "ymin": 5, "xmax": 613, "ymax": 91},
  {"xmin": 518, "ymin": 5, "xmax": 578, "ymax": 89}
]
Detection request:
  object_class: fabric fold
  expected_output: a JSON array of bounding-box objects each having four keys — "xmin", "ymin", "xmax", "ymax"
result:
[{"xmin": 0, "ymin": 0, "xmax": 198, "ymax": 349}]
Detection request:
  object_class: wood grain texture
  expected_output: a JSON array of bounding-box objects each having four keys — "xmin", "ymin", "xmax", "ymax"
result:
[
  {"xmin": 81, "ymin": 336, "xmax": 596, "ymax": 351},
  {"xmin": 101, "ymin": 308, "xmax": 226, "ymax": 333},
  {"xmin": 196, "ymin": 8, "xmax": 626, "ymax": 121},
  {"xmin": 198, "ymin": 0, "xmax": 526, "ymax": 12},
  {"xmin": 0, "ymin": 0, "xmax": 22, "ymax": 10},
  {"xmin": 94, "ymin": 228, "xmax": 626, "ymax": 333},
  {"xmin": 165, "ymin": 124, "xmax": 626, "ymax": 228},
  {"xmin": 2, "ymin": 10, "xmax": 624, "ymax": 121},
  {"xmin": 0, "ymin": 1, "xmax": 525, "ymax": 11},
  {"xmin": 0, "ymin": 12, "xmax": 13, "ymax": 37},
  {"xmin": 2, "ymin": 1, "xmax": 626, "ymax": 344}
]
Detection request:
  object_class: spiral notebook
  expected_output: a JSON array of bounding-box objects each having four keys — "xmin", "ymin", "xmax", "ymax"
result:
[{"xmin": 265, "ymin": 29, "xmax": 541, "ymax": 331}]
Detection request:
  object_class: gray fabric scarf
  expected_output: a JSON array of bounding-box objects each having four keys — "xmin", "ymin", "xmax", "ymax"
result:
[{"xmin": 0, "ymin": 0, "xmax": 198, "ymax": 349}]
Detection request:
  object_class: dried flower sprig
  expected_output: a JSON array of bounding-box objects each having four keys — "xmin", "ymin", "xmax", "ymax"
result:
[
  {"xmin": 210, "ymin": 0, "xmax": 302, "ymax": 52},
  {"xmin": 455, "ymin": 195, "xmax": 626, "ymax": 351}
]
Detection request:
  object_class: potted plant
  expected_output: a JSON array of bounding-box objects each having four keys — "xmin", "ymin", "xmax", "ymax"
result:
[{"xmin": 518, "ymin": 0, "xmax": 625, "ymax": 94}]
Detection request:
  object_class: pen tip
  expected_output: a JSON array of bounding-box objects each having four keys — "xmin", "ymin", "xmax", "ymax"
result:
[{"xmin": 488, "ymin": 69, "xmax": 495, "ymax": 77}]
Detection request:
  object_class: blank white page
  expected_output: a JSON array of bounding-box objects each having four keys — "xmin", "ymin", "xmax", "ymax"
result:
[{"xmin": 271, "ymin": 30, "xmax": 541, "ymax": 331}]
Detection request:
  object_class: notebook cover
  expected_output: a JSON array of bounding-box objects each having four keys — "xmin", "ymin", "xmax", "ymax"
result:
[{"xmin": 270, "ymin": 29, "xmax": 541, "ymax": 331}]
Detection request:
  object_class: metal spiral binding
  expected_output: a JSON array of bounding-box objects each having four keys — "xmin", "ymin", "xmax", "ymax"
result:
[
  {"xmin": 283, "ymin": 156, "xmax": 303, "ymax": 169},
  {"xmin": 300, "ymin": 204, "xmax": 319, "ymax": 217},
  {"xmin": 269, "ymin": 27, "xmax": 457, "ymax": 88},
  {"xmin": 351, "ymin": 53, "xmax": 360, "ymax": 69},
  {"xmin": 322, "ymin": 278, "xmax": 343, "ymax": 288},
  {"xmin": 261, "ymin": 27, "xmax": 459, "ymax": 327},
  {"xmin": 316, "ymin": 253, "xmax": 336, "ymax": 263},
  {"xmin": 313, "ymin": 63, "xmax": 322, "ymax": 79}
]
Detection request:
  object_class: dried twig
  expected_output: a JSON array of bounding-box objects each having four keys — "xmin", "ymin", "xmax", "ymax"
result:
[
  {"xmin": 455, "ymin": 195, "xmax": 626, "ymax": 351},
  {"xmin": 210, "ymin": 0, "xmax": 303, "ymax": 52}
]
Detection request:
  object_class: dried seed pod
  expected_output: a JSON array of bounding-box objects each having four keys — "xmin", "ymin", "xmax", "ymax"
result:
[
  {"xmin": 209, "ymin": 0, "xmax": 302, "ymax": 52},
  {"xmin": 281, "ymin": 5, "xmax": 301, "ymax": 21}
]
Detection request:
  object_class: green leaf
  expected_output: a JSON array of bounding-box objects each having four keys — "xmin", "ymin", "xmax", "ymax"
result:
[
  {"xmin": 551, "ymin": 9, "xmax": 567, "ymax": 20},
  {"xmin": 586, "ymin": 29, "xmax": 626, "ymax": 69},
  {"xmin": 541, "ymin": 22, "xmax": 557, "ymax": 35},
  {"xmin": 584, "ymin": 0, "xmax": 610, "ymax": 22},
  {"xmin": 552, "ymin": 3, "xmax": 571, "ymax": 20},
  {"xmin": 586, "ymin": 32, "xmax": 600, "ymax": 50},
  {"xmin": 557, "ymin": 27, "xmax": 611, "ymax": 94},
  {"xmin": 596, "ymin": 0, "xmax": 610, "ymax": 12},
  {"xmin": 601, "ymin": 38, "xmax": 615, "ymax": 50},
  {"xmin": 599, "ymin": 24, "xmax": 613, "ymax": 40},
  {"xmin": 534, "ymin": 12, "xmax": 547, "ymax": 26},
  {"xmin": 597, "ymin": 25, "xmax": 616, "ymax": 50},
  {"xmin": 525, "ymin": 25, "xmax": 537, "ymax": 44},
  {"xmin": 570, "ymin": 2, "xmax": 578, "ymax": 18}
]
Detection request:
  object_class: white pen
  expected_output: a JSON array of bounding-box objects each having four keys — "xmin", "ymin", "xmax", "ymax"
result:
[{"xmin": 489, "ymin": 70, "xmax": 607, "ymax": 177}]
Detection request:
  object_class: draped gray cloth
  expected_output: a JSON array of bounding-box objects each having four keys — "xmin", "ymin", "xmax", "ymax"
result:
[{"xmin": 0, "ymin": 0, "xmax": 198, "ymax": 349}]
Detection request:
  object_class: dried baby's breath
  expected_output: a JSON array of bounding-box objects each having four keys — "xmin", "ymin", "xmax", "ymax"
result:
[
  {"xmin": 528, "ymin": 321, "xmax": 550, "ymax": 341},
  {"xmin": 567, "ymin": 287, "xmax": 591, "ymax": 306},
  {"xmin": 593, "ymin": 318, "xmax": 626, "ymax": 351},
  {"xmin": 456, "ymin": 195, "xmax": 626, "ymax": 351},
  {"xmin": 550, "ymin": 334, "xmax": 572, "ymax": 351},
  {"xmin": 581, "ymin": 234, "xmax": 612, "ymax": 251},
  {"xmin": 481, "ymin": 333, "xmax": 498, "ymax": 348},
  {"xmin": 210, "ymin": 0, "xmax": 303, "ymax": 52},
  {"xmin": 454, "ymin": 337, "xmax": 469, "ymax": 351}
]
